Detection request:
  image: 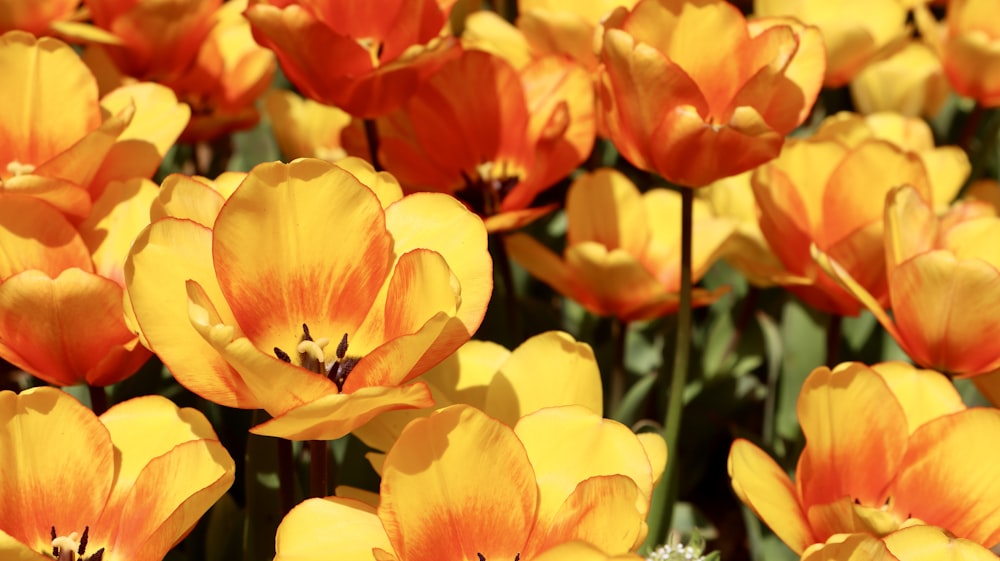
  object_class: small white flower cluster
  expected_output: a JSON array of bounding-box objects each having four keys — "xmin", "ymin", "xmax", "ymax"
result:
[{"xmin": 646, "ymin": 542, "xmax": 706, "ymax": 561}]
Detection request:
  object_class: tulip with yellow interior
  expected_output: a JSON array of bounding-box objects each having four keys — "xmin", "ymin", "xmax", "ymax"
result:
[
  {"xmin": 0, "ymin": 387, "xmax": 235, "ymax": 561},
  {"xmin": 800, "ymin": 527, "xmax": 999, "ymax": 561},
  {"xmin": 274, "ymin": 404, "xmax": 662, "ymax": 561},
  {"xmin": 730, "ymin": 362, "xmax": 1000, "ymax": 555},
  {"xmin": 124, "ymin": 158, "xmax": 492, "ymax": 440}
]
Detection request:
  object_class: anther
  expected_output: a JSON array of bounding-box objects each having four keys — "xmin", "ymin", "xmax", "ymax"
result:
[
  {"xmin": 336, "ymin": 333, "xmax": 349, "ymax": 360},
  {"xmin": 330, "ymin": 356, "xmax": 358, "ymax": 393},
  {"xmin": 78, "ymin": 527, "xmax": 89, "ymax": 555},
  {"xmin": 274, "ymin": 347, "xmax": 291, "ymax": 363},
  {"xmin": 478, "ymin": 554, "xmax": 486, "ymax": 561},
  {"xmin": 302, "ymin": 323, "xmax": 313, "ymax": 342}
]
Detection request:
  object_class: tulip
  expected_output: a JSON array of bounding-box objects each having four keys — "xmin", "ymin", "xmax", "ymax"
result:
[
  {"xmin": 507, "ymin": 168, "xmax": 732, "ymax": 322},
  {"xmin": 816, "ymin": 185, "xmax": 1000, "ymax": 377},
  {"xmin": 801, "ymin": 527, "xmax": 998, "ymax": 561},
  {"xmin": 730, "ymin": 362, "xmax": 1000, "ymax": 554},
  {"xmin": 0, "ymin": 0, "xmax": 80, "ymax": 35},
  {"xmin": 597, "ymin": 0, "xmax": 824, "ymax": 187},
  {"xmin": 274, "ymin": 404, "xmax": 663, "ymax": 561},
  {"xmin": 0, "ymin": 386, "xmax": 234, "ymax": 561},
  {"xmin": 849, "ymin": 40, "xmax": 950, "ymax": 118},
  {"xmin": 938, "ymin": 0, "xmax": 1000, "ymax": 106},
  {"xmin": 264, "ymin": 90, "xmax": 355, "ymax": 162},
  {"xmin": 124, "ymin": 158, "xmax": 492, "ymax": 440}
]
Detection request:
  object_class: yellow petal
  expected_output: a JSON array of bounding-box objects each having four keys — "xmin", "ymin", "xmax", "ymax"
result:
[
  {"xmin": 797, "ymin": 364, "xmax": 908, "ymax": 508},
  {"xmin": 264, "ymin": 90, "xmax": 352, "ymax": 163},
  {"xmin": 212, "ymin": 159, "xmax": 393, "ymax": 360},
  {"xmin": 800, "ymin": 533, "xmax": 895, "ymax": 561},
  {"xmin": 869, "ymin": 362, "xmax": 965, "ymax": 434},
  {"xmin": 378, "ymin": 405, "xmax": 536, "ymax": 561},
  {"xmin": 566, "ymin": 168, "xmax": 649, "ymax": 256},
  {"xmin": 532, "ymin": 541, "xmax": 645, "ymax": 561},
  {"xmin": 564, "ymin": 242, "xmax": 671, "ymax": 320},
  {"xmin": 149, "ymin": 174, "xmax": 227, "ymax": 228},
  {"xmin": 883, "ymin": 525, "xmax": 998, "ymax": 561},
  {"xmin": 484, "ymin": 331, "xmax": 603, "ymax": 424},
  {"xmin": 0, "ymin": 387, "xmax": 114, "ymax": 553},
  {"xmin": 0, "ymin": 175, "xmax": 91, "ymax": 218},
  {"xmin": 892, "ymin": 408, "xmax": 1000, "ymax": 546},
  {"xmin": 78, "ymin": 178, "xmax": 158, "ymax": 285},
  {"xmin": 884, "ymin": 185, "xmax": 938, "ymax": 270},
  {"xmin": 104, "ymin": 438, "xmax": 234, "ymax": 561},
  {"xmin": 506, "ymin": 232, "xmax": 583, "ymax": 304},
  {"xmin": 728, "ymin": 438, "xmax": 815, "ymax": 554},
  {"xmin": 125, "ymin": 218, "xmax": 256, "ymax": 408},
  {"xmin": 0, "ymin": 530, "xmax": 49, "ymax": 561},
  {"xmin": 275, "ymin": 497, "xmax": 392, "ymax": 561},
  {"xmin": 249, "ymin": 383, "xmax": 434, "ymax": 441},
  {"xmin": 462, "ymin": 11, "xmax": 533, "ymax": 70},
  {"xmin": 516, "ymin": 406, "xmax": 654, "ymax": 528},
  {"xmin": 637, "ymin": 432, "xmax": 668, "ymax": 488},
  {"xmin": 335, "ymin": 156, "xmax": 404, "ymax": 208},
  {"xmin": 0, "ymin": 194, "xmax": 91, "ymax": 279},
  {"xmin": 526, "ymin": 475, "xmax": 645, "ymax": 556}
]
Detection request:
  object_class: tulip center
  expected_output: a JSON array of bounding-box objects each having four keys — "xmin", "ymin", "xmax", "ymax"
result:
[
  {"xmin": 850, "ymin": 496, "xmax": 905, "ymax": 536},
  {"xmin": 6, "ymin": 160, "xmax": 35, "ymax": 176},
  {"xmin": 476, "ymin": 554, "xmax": 520, "ymax": 561},
  {"xmin": 457, "ymin": 162, "xmax": 520, "ymax": 217},
  {"xmin": 48, "ymin": 526, "xmax": 104, "ymax": 561},
  {"xmin": 273, "ymin": 323, "xmax": 359, "ymax": 392}
]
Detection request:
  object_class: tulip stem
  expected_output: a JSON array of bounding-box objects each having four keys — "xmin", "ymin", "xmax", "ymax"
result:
[
  {"xmin": 309, "ymin": 440, "xmax": 328, "ymax": 498},
  {"xmin": 87, "ymin": 384, "xmax": 108, "ymax": 416},
  {"xmin": 277, "ymin": 438, "xmax": 296, "ymax": 515},
  {"xmin": 825, "ymin": 313, "xmax": 842, "ymax": 367},
  {"xmin": 609, "ymin": 318, "xmax": 628, "ymax": 414},
  {"xmin": 648, "ymin": 187, "xmax": 694, "ymax": 548},
  {"xmin": 363, "ymin": 119, "xmax": 383, "ymax": 171},
  {"xmin": 494, "ymin": 234, "xmax": 523, "ymax": 343}
]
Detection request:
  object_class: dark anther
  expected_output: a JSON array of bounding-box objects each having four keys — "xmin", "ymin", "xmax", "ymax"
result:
[
  {"xmin": 50, "ymin": 526, "xmax": 58, "ymax": 557},
  {"xmin": 274, "ymin": 347, "xmax": 291, "ymax": 363},
  {"xmin": 91, "ymin": 548, "xmax": 105, "ymax": 561},
  {"xmin": 301, "ymin": 323, "xmax": 313, "ymax": 342},
  {"xmin": 336, "ymin": 333, "xmax": 349, "ymax": 360},
  {"xmin": 515, "ymin": 554, "xmax": 520, "ymax": 561},
  {"xmin": 50, "ymin": 526, "xmax": 56, "ymax": 540},
  {"xmin": 853, "ymin": 497, "xmax": 861, "ymax": 505},
  {"xmin": 477, "ymin": 554, "xmax": 486, "ymax": 561},
  {"xmin": 330, "ymin": 357, "xmax": 359, "ymax": 392},
  {"xmin": 79, "ymin": 526, "xmax": 89, "ymax": 555}
]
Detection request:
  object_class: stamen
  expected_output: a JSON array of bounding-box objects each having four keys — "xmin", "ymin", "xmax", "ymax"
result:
[
  {"xmin": 477, "ymin": 554, "xmax": 486, "ymax": 561},
  {"xmin": 297, "ymin": 323, "xmax": 331, "ymax": 374},
  {"xmin": 301, "ymin": 323, "xmax": 313, "ymax": 342},
  {"xmin": 274, "ymin": 347, "xmax": 291, "ymax": 363},
  {"xmin": 330, "ymin": 356, "xmax": 359, "ymax": 392},
  {"xmin": 336, "ymin": 333, "xmax": 349, "ymax": 360},
  {"xmin": 78, "ymin": 527, "xmax": 88, "ymax": 555}
]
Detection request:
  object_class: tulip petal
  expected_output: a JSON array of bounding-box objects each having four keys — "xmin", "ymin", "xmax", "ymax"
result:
[
  {"xmin": 0, "ymin": 194, "xmax": 92, "ymax": 279},
  {"xmin": 149, "ymin": 174, "xmax": 227, "ymax": 228},
  {"xmin": 796, "ymin": 364, "xmax": 908, "ymax": 508},
  {"xmin": 516, "ymin": 406, "xmax": 654, "ymax": 528},
  {"xmin": 485, "ymin": 331, "xmax": 603, "ymax": 425},
  {"xmin": 0, "ymin": 531, "xmax": 48, "ymax": 561},
  {"xmin": 800, "ymin": 533, "xmax": 894, "ymax": 561},
  {"xmin": 274, "ymin": 497, "xmax": 393, "ymax": 561},
  {"xmin": 213, "ymin": 159, "xmax": 393, "ymax": 360},
  {"xmin": 0, "ymin": 268, "xmax": 146, "ymax": 387},
  {"xmin": 98, "ymin": 395, "xmax": 222, "ymax": 518},
  {"xmin": 884, "ymin": 186, "xmax": 938, "ymax": 271},
  {"xmin": 566, "ymin": 169, "xmax": 649, "ymax": 256},
  {"xmin": 890, "ymin": 252, "xmax": 1000, "ymax": 376},
  {"xmin": 505, "ymin": 232, "xmax": 585, "ymax": 305},
  {"xmin": 728, "ymin": 438, "xmax": 814, "ymax": 554},
  {"xmin": 637, "ymin": 432, "xmax": 668, "ymax": 487},
  {"xmin": 869, "ymin": 362, "xmax": 965, "ymax": 435},
  {"xmin": 565, "ymin": 242, "xmax": 670, "ymax": 320},
  {"xmin": 125, "ymin": 218, "xmax": 256, "ymax": 408},
  {"xmin": 78, "ymin": 178, "xmax": 158, "ymax": 285},
  {"xmin": 883, "ymin": 525, "xmax": 998, "ymax": 561},
  {"xmin": 381, "ymin": 192, "xmax": 491, "ymax": 334},
  {"xmin": 249, "ymin": 383, "xmax": 434, "ymax": 441},
  {"xmin": 0, "ymin": 387, "xmax": 114, "ymax": 553},
  {"xmin": 526, "ymin": 475, "xmax": 645, "ymax": 556},
  {"xmin": 533, "ymin": 541, "xmax": 644, "ymax": 561},
  {"xmin": 378, "ymin": 405, "xmax": 535, "ymax": 561},
  {"xmin": 0, "ymin": 175, "xmax": 91, "ymax": 218},
  {"xmin": 106, "ymin": 438, "xmax": 234, "ymax": 561},
  {"xmin": 892, "ymin": 408, "xmax": 1000, "ymax": 546}
]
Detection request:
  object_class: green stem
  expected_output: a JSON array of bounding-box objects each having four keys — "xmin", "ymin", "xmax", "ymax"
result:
[
  {"xmin": 276, "ymin": 438, "xmax": 296, "ymax": 515},
  {"xmin": 309, "ymin": 440, "xmax": 328, "ymax": 498},
  {"xmin": 609, "ymin": 318, "xmax": 628, "ymax": 415},
  {"xmin": 363, "ymin": 118, "xmax": 383, "ymax": 172},
  {"xmin": 826, "ymin": 313, "xmax": 842, "ymax": 368},
  {"xmin": 646, "ymin": 187, "xmax": 694, "ymax": 549},
  {"xmin": 87, "ymin": 384, "xmax": 108, "ymax": 416}
]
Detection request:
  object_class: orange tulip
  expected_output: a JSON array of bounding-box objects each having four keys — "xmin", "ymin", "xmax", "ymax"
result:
[
  {"xmin": 79, "ymin": 0, "xmax": 220, "ymax": 83},
  {"xmin": 124, "ymin": 158, "xmax": 493, "ymax": 440},
  {"xmin": 801, "ymin": 527, "xmax": 999, "ymax": 561},
  {"xmin": 0, "ymin": 387, "xmax": 235, "ymax": 561},
  {"xmin": 245, "ymin": 0, "xmax": 460, "ymax": 117},
  {"xmin": 752, "ymin": 111, "xmax": 966, "ymax": 315},
  {"xmin": 939, "ymin": 0, "xmax": 1000, "ymax": 106},
  {"xmin": 597, "ymin": 0, "xmax": 825, "ymax": 187},
  {"xmin": 816, "ymin": 185, "xmax": 1000, "ymax": 378},
  {"xmin": 506, "ymin": 168, "xmax": 733, "ymax": 321},
  {"xmin": 0, "ymin": 0, "xmax": 80, "ymax": 35},
  {"xmin": 754, "ymin": 0, "xmax": 909, "ymax": 87},
  {"xmin": 730, "ymin": 361, "xmax": 1000, "ymax": 554},
  {"xmin": 376, "ymin": 48, "xmax": 594, "ymax": 232}
]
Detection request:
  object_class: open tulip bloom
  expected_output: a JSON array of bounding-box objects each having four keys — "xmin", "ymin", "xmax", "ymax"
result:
[
  {"xmin": 729, "ymin": 362, "xmax": 1000, "ymax": 554},
  {"xmin": 275, "ymin": 404, "xmax": 664, "ymax": 561},
  {"xmin": 124, "ymin": 158, "xmax": 492, "ymax": 440},
  {"xmin": 0, "ymin": 387, "xmax": 235, "ymax": 561}
]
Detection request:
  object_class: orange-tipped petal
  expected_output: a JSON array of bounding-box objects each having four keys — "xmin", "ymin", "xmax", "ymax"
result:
[
  {"xmin": 78, "ymin": 178, "xmax": 158, "ymax": 286},
  {"xmin": 0, "ymin": 194, "xmax": 91, "ymax": 279},
  {"xmin": 566, "ymin": 168, "xmax": 649, "ymax": 256},
  {"xmin": 869, "ymin": 362, "xmax": 965, "ymax": 434},
  {"xmin": 378, "ymin": 405, "xmax": 535, "ymax": 561},
  {"xmin": 149, "ymin": 174, "xmax": 228, "ymax": 227},
  {"xmin": 883, "ymin": 525, "xmax": 999, "ymax": 561},
  {"xmin": 728, "ymin": 438, "xmax": 814, "ymax": 554},
  {"xmin": 274, "ymin": 497, "xmax": 392, "ymax": 561}
]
